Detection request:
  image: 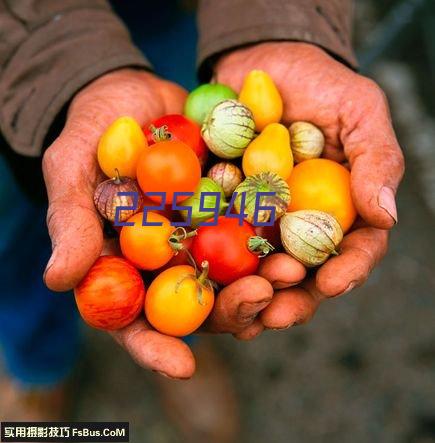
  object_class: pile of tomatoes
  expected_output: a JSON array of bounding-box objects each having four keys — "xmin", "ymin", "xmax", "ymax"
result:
[{"xmin": 75, "ymin": 71, "xmax": 357, "ymax": 338}]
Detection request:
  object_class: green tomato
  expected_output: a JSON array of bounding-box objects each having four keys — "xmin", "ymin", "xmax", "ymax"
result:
[
  {"xmin": 184, "ymin": 83, "xmax": 237, "ymax": 125},
  {"xmin": 180, "ymin": 178, "xmax": 228, "ymax": 228}
]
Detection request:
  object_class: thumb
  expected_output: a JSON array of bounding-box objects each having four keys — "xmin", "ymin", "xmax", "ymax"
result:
[
  {"xmin": 343, "ymin": 84, "xmax": 405, "ymax": 229},
  {"xmin": 42, "ymin": 133, "xmax": 103, "ymax": 292}
]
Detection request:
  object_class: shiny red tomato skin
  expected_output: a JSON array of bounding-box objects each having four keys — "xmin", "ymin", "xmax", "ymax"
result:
[
  {"xmin": 191, "ymin": 217, "xmax": 259, "ymax": 285},
  {"xmin": 144, "ymin": 114, "xmax": 208, "ymax": 166},
  {"xmin": 74, "ymin": 256, "xmax": 145, "ymax": 330}
]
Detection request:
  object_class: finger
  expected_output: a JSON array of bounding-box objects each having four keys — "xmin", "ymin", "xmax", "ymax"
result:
[
  {"xmin": 205, "ymin": 276, "xmax": 273, "ymax": 334},
  {"xmin": 111, "ymin": 318, "xmax": 196, "ymax": 379},
  {"xmin": 258, "ymin": 253, "xmax": 307, "ymax": 289},
  {"xmin": 342, "ymin": 81, "xmax": 405, "ymax": 229},
  {"xmin": 42, "ymin": 135, "xmax": 103, "ymax": 292},
  {"xmin": 315, "ymin": 226, "xmax": 389, "ymax": 298},
  {"xmin": 260, "ymin": 287, "xmax": 319, "ymax": 330},
  {"xmin": 233, "ymin": 319, "xmax": 265, "ymax": 341}
]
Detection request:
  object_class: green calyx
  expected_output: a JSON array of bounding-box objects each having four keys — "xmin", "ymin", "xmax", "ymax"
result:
[
  {"xmin": 248, "ymin": 236, "xmax": 275, "ymax": 257},
  {"xmin": 150, "ymin": 124, "xmax": 173, "ymax": 143},
  {"xmin": 168, "ymin": 227, "xmax": 197, "ymax": 252}
]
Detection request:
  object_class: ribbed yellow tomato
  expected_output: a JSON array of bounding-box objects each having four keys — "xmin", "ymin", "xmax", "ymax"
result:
[
  {"xmin": 97, "ymin": 116, "xmax": 147, "ymax": 178},
  {"xmin": 286, "ymin": 159, "xmax": 357, "ymax": 233}
]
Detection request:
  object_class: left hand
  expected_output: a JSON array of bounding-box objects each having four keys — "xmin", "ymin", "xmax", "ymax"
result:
[{"xmin": 214, "ymin": 42, "xmax": 405, "ymax": 338}]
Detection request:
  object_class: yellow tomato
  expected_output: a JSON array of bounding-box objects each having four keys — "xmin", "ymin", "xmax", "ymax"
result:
[
  {"xmin": 287, "ymin": 159, "xmax": 357, "ymax": 233},
  {"xmin": 242, "ymin": 123, "xmax": 293, "ymax": 179},
  {"xmin": 145, "ymin": 265, "xmax": 214, "ymax": 337},
  {"xmin": 97, "ymin": 116, "xmax": 147, "ymax": 178},
  {"xmin": 239, "ymin": 70, "xmax": 283, "ymax": 131}
]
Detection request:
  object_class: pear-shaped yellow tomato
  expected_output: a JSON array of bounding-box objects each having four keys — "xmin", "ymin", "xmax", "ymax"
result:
[
  {"xmin": 97, "ymin": 116, "xmax": 147, "ymax": 178},
  {"xmin": 239, "ymin": 70, "xmax": 283, "ymax": 131},
  {"xmin": 242, "ymin": 123, "xmax": 293, "ymax": 180},
  {"xmin": 145, "ymin": 265, "xmax": 214, "ymax": 337}
]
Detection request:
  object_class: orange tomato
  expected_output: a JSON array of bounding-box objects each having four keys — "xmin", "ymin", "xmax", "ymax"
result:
[
  {"xmin": 145, "ymin": 265, "xmax": 214, "ymax": 337},
  {"xmin": 120, "ymin": 212, "xmax": 176, "ymax": 270},
  {"xmin": 286, "ymin": 158, "xmax": 357, "ymax": 233},
  {"xmin": 136, "ymin": 140, "xmax": 201, "ymax": 204}
]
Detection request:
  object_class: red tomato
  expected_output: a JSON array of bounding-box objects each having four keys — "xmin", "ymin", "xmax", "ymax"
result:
[
  {"xmin": 74, "ymin": 256, "xmax": 145, "ymax": 330},
  {"xmin": 144, "ymin": 114, "xmax": 208, "ymax": 167},
  {"xmin": 191, "ymin": 217, "xmax": 266, "ymax": 285},
  {"xmin": 136, "ymin": 140, "xmax": 201, "ymax": 204}
]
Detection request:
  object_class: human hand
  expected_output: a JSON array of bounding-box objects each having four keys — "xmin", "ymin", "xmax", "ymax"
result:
[
  {"xmin": 40, "ymin": 68, "xmax": 299, "ymax": 376},
  {"xmin": 214, "ymin": 42, "xmax": 405, "ymax": 336}
]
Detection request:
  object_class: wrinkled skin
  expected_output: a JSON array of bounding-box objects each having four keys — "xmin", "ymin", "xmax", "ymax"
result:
[
  {"xmin": 42, "ymin": 40, "xmax": 405, "ymax": 376},
  {"xmin": 42, "ymin": 68, "xmax": 290, "ymax": 379},
  {"xmin": 213, "ymin": 42, "xmax": 405, "ymax": 339}
]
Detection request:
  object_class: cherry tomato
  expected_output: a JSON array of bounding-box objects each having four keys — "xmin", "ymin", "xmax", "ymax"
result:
[
  {"xmin": 144, "ymin": 114, "xmax": 208, "ymax": 167},
  {"xmin": 120, "ymin": 212, "xmax": 177, "ymax": 270},
  {"xmin": 136, "ymin": 140, "xmax": 201, "ymax": 204},
  {"xmin": 98, "ymin": 116, "xmax": 147, "ymax": 179},
  {"xmin": 145, "ymin": 265, "xmax": 214, "ymax": 337},
  {"xmin": 191, "ymin": 216, "xmax": 272, "ymax": 285},
  {"xmin": 74, "ymin": 256, "xmax": 145, "ymax": 330}
]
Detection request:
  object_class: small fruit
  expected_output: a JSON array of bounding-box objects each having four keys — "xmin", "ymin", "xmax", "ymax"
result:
[
  {"xmin": 280, "ymin": 210, "xmax": 343, "ymax": 267},
  {"xmin": 234, "ymin": 172, "xmax": 291, "ymax": 224},
  {"xmin": 97, "ymin": 116, "xmax": 147, "ymax": 178},
  {"xmin": 179, "ymin": 178, "xmax": 228, "ymax": 228},
  {"xmin": 136, "ymin": 140, "xmax": 201, "ymax": 204},
  {"xmin": 184, "ymin": 83, "xmax": 237, "ymax": 125},
  {"xmin": 207, "ymin": 162, "xmax": 243, "ymax": 198},
  {"xmin": 242, "ymin": 123, "xmax": 293, "ymax": 180},
  {"xmin": 145, "ymin": 264, "xmax": 214, "ymax": 337},
  {"xmin": 289, "ymin": 122, "xmax": 324, "ymax": 163},
  {"xmin": 287, "ymin": 158, "xmax": 357, "ymax": 233},
  {"xmin": 94, "ymin": 170, "xmax": 143, "ymax": 222},
  {"xmin": 74, "ymin": 256, "xmax": 145, "ymax": 330},
  {"xmin": 120, "ymin": 212, "xmax": 194, "ymax": 270},
  {"xmin": 191, "ymin": 216, "xmax": 273, "ymax": 285},
  {"xmin": 201, "ymin": 100, "xmax": 255, "ymax": 159},
  {"xmin": 239, "ymin": 70, "xmax": 283, "ymax": 131},
  {"xmin": 144, "ymin": 114, "xmax": 208, "ymax": 167}
]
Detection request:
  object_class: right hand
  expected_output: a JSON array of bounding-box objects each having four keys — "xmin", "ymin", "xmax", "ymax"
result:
[{"xmin": 42, "ymin": 68, "xmax": 291, "ymax": 378}]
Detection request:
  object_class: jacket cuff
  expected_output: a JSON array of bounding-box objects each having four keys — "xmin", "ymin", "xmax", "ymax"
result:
[
  {"xmin": 197, "ymin": 0, "xmax": 357, "ymax": 80},
  {"xmin": 0, "ymin": 8, "xmax": 151, "ymax": 157}
]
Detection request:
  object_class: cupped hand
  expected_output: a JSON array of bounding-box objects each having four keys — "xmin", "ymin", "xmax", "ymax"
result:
[
  {"xmin": 40, "ymin": 68, "xmax": 292, "ymax": 377},
  {"xmin": 215, "ymin": 42, "xmax": 405, "ymax": 337}
]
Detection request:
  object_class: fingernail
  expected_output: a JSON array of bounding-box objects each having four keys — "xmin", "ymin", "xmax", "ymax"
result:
[
  {"xmin": 378, "ymin": 186, "xmax": 398, "ymax": 224},
  {"xmin": 272, "ymin": 280, "xmax": 302, "ymax": 290},
  {"xmin": 43, "ymin": 249, "xmax": 57, "ymax": 281},
  {"xmin": 270, "ymin": 323, "xmax": 294, "ymax": 331},
  {"xmin": 238, "ymin": 300, "xmax": 270, "ymax": 320},
  {"xmin": 153, "ymin": 370, "xmax": 176, "ymax": 380},
  {"xmin": 336, "ymin": 281, "xmax": 357, "ymax": 297}
]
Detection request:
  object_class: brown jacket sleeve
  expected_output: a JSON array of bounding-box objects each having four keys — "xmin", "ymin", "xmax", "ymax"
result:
[
  {"xmin": 197, "ymin": 0, "xmax": 357, "ymax": 79},
  {"xmin": 0, "ymin": 0, "xmax": 150, "ymax": 157}
]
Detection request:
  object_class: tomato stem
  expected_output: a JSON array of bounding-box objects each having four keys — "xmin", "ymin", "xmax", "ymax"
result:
[
  {"xmin": 248, "ymin": 236, "xmax": 275, "ymax": 257},
  {"xmin": 113, "ymin": 168, "xmax": 122, "ymax": 184},
  {"xmin": 197, "ymin": 260, "xmax": 209, "ymax": 285},
  {"xmin": 150, "ymin": 124, "xmax": 173, "ymax": 143},
  {"xmin": 168, "ymin": 228, "xmax": 198, "ymax": 252}
]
